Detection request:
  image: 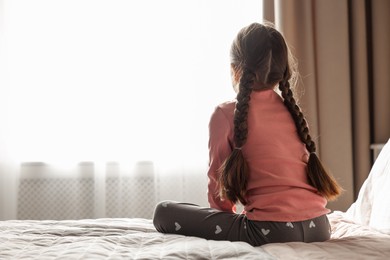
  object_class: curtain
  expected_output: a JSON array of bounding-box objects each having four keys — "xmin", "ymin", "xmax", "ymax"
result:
[
  {"xmin": 263, "ymin": 0, "xmax": 390, "ymax": 211},
  {"xmin": 0, "ymin": 0, "xmax": 263, "ymax": 220}
]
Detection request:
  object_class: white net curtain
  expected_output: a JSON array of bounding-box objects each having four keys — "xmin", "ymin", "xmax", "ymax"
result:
[{"xmin": 0, "ymin": 0, "xmax": 262, "ymax": 220}]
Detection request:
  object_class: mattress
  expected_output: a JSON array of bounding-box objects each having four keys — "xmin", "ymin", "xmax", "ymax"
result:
[{"xmin": 1, "ymin": 211, "xmax": 390, "ymax": 259}]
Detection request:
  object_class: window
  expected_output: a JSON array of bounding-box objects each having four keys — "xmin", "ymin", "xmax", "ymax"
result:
[{"xmin": 0, "ymin": 0, "xmax": 263, "ymax": 165}]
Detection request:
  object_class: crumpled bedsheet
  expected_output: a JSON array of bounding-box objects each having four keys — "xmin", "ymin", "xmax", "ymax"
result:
[
  {"xmin": 0, "ymin": 218, "xmax": 273, "ymax": 259},
  {"xmin": 1, "ymin": 211, "xmax": 390, "ymax": 259},
  {"xmin": 262, "ymin": 211, "xmax": 390, "ymax": 259}
]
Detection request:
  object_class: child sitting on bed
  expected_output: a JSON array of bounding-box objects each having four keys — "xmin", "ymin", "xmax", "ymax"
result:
[{"xmin": 153, "ymin": 22, "xmax": 343, "ymax": 246}]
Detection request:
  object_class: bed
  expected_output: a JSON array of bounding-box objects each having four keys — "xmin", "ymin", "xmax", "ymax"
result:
[
  {"xmin": 1, "ymin": 139, "xmax": 390, "ymax": 259},
  {"xmin": 1, "ymin": 211, "xmax": 390, "ymax": 259}
]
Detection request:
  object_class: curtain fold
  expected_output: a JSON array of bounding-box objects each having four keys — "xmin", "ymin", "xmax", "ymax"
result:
[
  {"xmin": 263, "ymin": 0, "xmax": 390, "ymax": 211},
  {"xmin": 349, "ymin": 0, "xmax": 371, "ymax": 198},
  {"xmin": 371, "ymin": 0, "xmax": 390, "ymax": 142}
]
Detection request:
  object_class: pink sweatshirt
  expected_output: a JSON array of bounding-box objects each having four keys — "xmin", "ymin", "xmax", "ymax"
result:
[{"xmin": 207, "ymin": 89, "xmax": 330, "ymax": 222}]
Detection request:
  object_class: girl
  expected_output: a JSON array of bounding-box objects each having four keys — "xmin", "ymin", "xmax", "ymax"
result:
[{"xmin": 153, "ymin": 22, "xmax": 342, "ymax": 246}]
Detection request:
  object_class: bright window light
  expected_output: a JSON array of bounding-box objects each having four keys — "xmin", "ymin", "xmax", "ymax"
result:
[{"xmin": 0, "ymin": 0, "xmax": 263, "ymax": 165}]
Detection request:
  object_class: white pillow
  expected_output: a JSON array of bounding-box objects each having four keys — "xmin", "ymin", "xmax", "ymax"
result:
[{"xmin": 346, "ymin": 138, "xmax": 390, "ymax": 234}]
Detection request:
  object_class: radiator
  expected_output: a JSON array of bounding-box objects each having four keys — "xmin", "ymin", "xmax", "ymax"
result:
[{"xmin": 17, "ymin": 161, "xmax": 208, "ymax": 220}]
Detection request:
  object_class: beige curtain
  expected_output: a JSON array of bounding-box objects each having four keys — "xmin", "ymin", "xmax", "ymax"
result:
[{"xmin": 263, "ymin": 0, "xmax": 390, "ymax": 211}]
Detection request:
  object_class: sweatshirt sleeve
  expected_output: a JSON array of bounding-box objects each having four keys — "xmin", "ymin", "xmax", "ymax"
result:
[{"xmin": 207, "ymin": 106, "xmax": 236, "ymax": 213}]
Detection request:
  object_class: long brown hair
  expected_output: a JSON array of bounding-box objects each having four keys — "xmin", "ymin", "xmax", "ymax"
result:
[{"xmin": 218, "ymin": 23, "xmax": 342, "ymax": 205}]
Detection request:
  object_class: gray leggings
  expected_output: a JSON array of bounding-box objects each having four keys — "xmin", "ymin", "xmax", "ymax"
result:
[{"xmin": 153, "ymin": 201, "xmax": 331, "ymax": 247}]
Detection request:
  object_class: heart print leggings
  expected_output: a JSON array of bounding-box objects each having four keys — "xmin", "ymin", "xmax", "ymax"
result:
[{"xmin": 153, "ymin": 201, "xmax": 331, "ymax": 247}]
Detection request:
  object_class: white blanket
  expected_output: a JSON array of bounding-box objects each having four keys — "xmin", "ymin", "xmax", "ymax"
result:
[
  {"xmin": 1, "ymin": 212, "xmax": 390, "ymax": 259},
  {"xmin": 0, "ymin": 218, "xmax": 272, "ymax": 259},
  {"xmin": 262, "ymin": 211, "xmax": 390, "ymax": 259}
]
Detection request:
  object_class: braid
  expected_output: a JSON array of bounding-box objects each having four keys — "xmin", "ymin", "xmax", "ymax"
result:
[
  {"xmin": 279, "ymin": 80, "xmax": 343, "ymax": 200},
  {"xmin": 234, "ymin": 70, "xmax": 254, "ymax": 148},
  {"xmin": 278, "ymin": 81, "xmax": 315, "ymax": 152},
  {"xmin": 218, "ymin": 69, "xmax": 254, "ymax": 205}
]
